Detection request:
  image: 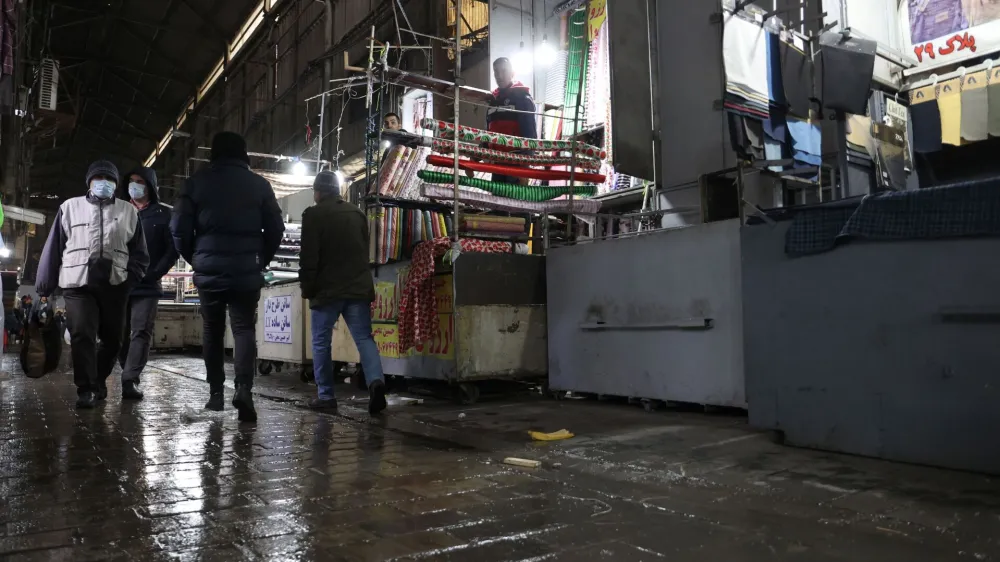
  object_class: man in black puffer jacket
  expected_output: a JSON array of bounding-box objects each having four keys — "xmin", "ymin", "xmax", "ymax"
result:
[
  {"xmin": 116, "ymin": 167, "xmax": 178, "ymax": 401},
  {"xmin": 170, "ymin": 132, "xmax": 284, "ymax": 422}
]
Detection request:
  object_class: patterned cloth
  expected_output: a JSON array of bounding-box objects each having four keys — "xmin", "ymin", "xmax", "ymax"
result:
[
  {"xmin": 431, "ymin": 139, "xmax": 601, "ymax": 170},
  {"xmin": 397, "ymin": 238, "xmax": 512, "ymax": 351},
  {"xmin": 417, "ymin": 170, "xmax": 598, "ymax": 201},
  {"xmin": 421, "ymin": 118, "xmax": 607, "ymax": 161},
  {"xmin": 421, "ymin": 184, "xmax": 604, "ymax": 214},
  {"xmin": 785, "ymin": 182, "xmax": 1000, "ymax": 256}
]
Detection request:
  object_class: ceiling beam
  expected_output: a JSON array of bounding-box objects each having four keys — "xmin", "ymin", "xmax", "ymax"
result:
[
  {"xmin": 56, "ymin": 55, "xmax": 197, "ymax": 87},
  {"xmin": 177, "ymin": 0, "xmax": 230, "ymax": 44},
  {"xmin": 49, "ymin": 1, "xmax": 225, "ymax": 43}
]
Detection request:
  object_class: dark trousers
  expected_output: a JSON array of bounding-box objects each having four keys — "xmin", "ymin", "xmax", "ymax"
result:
[
  {"xmin": 118, "ymin": 295, "xmax": 160, "ymax": 384},
  {"xmin": 200, "ymin": 289, "xmax": 259, "ymax": 393},
  {"xmin": 64, "ymin": 285, "xmax": 129, "ymax": 395}
]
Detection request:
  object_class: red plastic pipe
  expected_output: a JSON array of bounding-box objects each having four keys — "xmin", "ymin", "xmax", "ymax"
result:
[{"xmin": 425, "ymin": 155, "xmax": 606, "ymax": 183}]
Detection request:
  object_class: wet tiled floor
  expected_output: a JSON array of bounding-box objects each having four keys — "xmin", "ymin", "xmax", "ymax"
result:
[{"xmin": 1, "ymin": 353, "xmax": 999, "ymax": 561}]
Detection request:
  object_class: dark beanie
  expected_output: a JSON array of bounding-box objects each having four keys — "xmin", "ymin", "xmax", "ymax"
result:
[
  {"xmin": 313, "ymin": 171, "xmax": 342, "ymax": 197},
  {"xmin": 211, "ymin": 131, "xmax": 249, "ymax": 163},
  {"xmin": 86, "ymin": 160, "xmax": 119, "ymax": 186}
]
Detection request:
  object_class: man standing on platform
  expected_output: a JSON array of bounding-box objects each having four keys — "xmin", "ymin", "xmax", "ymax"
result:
[
  {"xmin": 171, "ymin": 132, "xmax": 285, "ymax": 422},
  {"xmin": 300, "ymin": 171, "xmax": 387, "ymax": 415},
  {"xmin": 486, "ymin": 57, "xmax": 538, "ymax": 184},
  {"xmin": 117, "ymin": 167, "xmax": 178, "ymax": 400}
]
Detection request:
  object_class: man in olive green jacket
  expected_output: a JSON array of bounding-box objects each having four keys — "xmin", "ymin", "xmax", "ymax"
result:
[{"xmin": 300, "ymin": 171, "xmax": 386, "ymax": 414}]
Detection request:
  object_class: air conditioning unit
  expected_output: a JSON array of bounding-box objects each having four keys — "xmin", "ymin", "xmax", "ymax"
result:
[{"xmin": 39, "ymin": 59, "xmax": 59, "ymax": 111}]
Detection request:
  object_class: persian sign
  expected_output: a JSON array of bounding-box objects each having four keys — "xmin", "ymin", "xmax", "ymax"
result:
[
  {"xmin": 263, "ymin": 295, "xmax": 293, "ymax": 344},
  {"xmin": 903, "ymin": 0, "xmax": 1000, "ymax": 67}
]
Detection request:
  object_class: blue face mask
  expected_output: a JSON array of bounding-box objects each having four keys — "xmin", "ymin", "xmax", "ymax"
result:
[
  {"xmin": 128, "ymin": 182, "xmax": 146, "ymax": 200},
  {"xmin": 89, "ymin": 179, "xmax": 116, "ymax": 199}
]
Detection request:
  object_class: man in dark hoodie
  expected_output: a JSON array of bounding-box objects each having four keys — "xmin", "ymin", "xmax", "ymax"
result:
[
  {"xmin": 116, "ymin": 167, "xmax": 178, "ymax": 400},
  {"xmin": 36, "ymin": 160, "xmax": 150, "ymax": 409},
  {"xmin": 171, "ymin": 132, "xmax": 284, "ymax": 422},
  {"xmin": 487, "ymin": 57, "xmax": 538, "ymax": 184}
]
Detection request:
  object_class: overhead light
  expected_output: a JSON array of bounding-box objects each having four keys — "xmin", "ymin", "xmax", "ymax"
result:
[
  {"xmin": 536, "ymin": 35, "xmax": 556, "ymax": 67},
  {"xmin": 0, "ymin": 247, "xmax": 11, "ymax": 258},
  {"xmin": 335, "ymin": 170, "xmax": 346, "ymax": 183},
  {"xmin": 292, "ymin": 161, "xmax": 307, "ymax": 176},
  {"xmin": 511, "ymin": 41, "xmax": 533, "ymax": 77},
  {"xmin": 380, "ymin": 140, "xmax": 391, "ymax": 150}
]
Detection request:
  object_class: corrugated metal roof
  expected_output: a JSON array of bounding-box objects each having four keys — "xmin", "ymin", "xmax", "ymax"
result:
[{"xmin": 30, "ymin": 0, "xmax": 263, "ymax": 198}]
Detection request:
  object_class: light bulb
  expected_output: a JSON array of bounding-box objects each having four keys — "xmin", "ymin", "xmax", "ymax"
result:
[
  {"xmin": 0, "ymin": 247, "xmax": 11, "ymax": 258},
  {"xmin": 536, "ymin": 35, "xmax": 556, "ymax": 67},
  {"xmin": 292, "ymin": 161, "xmax": 307, "ymax": 176},
  {"xmin": 511, "ymin": 41, "xmax": 533, "ymax": 78}
]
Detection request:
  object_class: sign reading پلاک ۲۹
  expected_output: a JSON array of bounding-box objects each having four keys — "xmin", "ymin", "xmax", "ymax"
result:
[
  {"xmin": 263, "ymin": 295, "xmax": 294, "ymax": 344},
  {"xmin": 902, "ymin": 0, "xmax": 1000, "ymax": 68}
]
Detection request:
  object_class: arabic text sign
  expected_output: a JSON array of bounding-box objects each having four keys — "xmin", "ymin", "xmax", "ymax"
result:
[
  {"xmin": 903, "ymin": 1, "xmax": 1000, "ymax": 68},
  {"xmin": 263, "ymin": 295, "xmax": 294, "ymax": 344}
]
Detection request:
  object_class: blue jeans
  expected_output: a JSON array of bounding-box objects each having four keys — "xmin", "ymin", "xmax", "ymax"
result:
[{"xmin": 311, "ymin": 300, "xmax": 384, "ymax": 400}]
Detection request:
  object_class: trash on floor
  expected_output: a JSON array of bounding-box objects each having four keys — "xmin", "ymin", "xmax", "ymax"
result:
[
  {"xmin": 529, "ymin": 429, "xmax": 575, "ymax": 441},
  {"xmin": 503, "ymin": 457, "xmax": 542, "ymax": 468},
  {"xmin": 179, "ymin": 406, "xmax": 228, "ymax": 423}
]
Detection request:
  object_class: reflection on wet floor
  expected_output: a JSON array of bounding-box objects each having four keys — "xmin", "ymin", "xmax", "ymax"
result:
[{"xmin": 1, "ymin": 353, "xmax": 1000, "ymax": 561}]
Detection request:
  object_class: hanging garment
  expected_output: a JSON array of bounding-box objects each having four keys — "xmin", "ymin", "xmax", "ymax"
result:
[
  {"xmin": 846, "ymin": 114, "xmax": 877, "ymax": 156},
  {"xmin": 779, "ymin": 39, "xmax": 814, "ymax": 118},
  {"xmin": 766, "ymin": 31, "xmax": 785, "ymax": 105},
  {"xmin": 960, "ymin": 72, "xmax": 989, "ymax": 142},
  {"xmin": 787, "ymin": 118, "xmax": 821, "ymax": 161},
  {"xmin": 938, "ymin": 78, "xmax": 963, "ymax": 146},
  {"xmin": 816, "ymin": 32, "xmax": 877, "ymax": 115},
  {"xmin": 723, "ymin": 16, "xmax": 770, "ymax": 100},
  {"xmin": 910, "ymin": 100, "xmax": 943, "ymax": 153},
  {"xmin": 744, "ymin": 119, "xmax": 766, "ymax": 160},
  {"xmin": 397, "ymin": 238, "xmax": 511, "ymax": 351}
]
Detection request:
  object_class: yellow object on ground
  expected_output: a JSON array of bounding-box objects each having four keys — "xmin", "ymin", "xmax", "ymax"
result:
[{"xmin": 528, "ymin": 429, "xmax": 575, "ymax": 441}]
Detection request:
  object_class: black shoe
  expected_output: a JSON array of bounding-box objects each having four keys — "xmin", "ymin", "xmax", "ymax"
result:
[
  {"xmin": 368, "ymin": 379, "xmax": 387, "ymax": 415},
  {"xmin": 307, "ymin": 398, "xmax": 338, "ymax": 412},
  {"xmin": 76, "ymin": 392, "xmax": 96, "ymax": 409},
  {"xmin": 122, "ymin": 381, "xmax": 144, "ymax": 401},
  {"xmin": 205, "ymin": 392, "xmax": 224, "ymax": 411},
  {"xmin": 232, "ymin": 386, "xmax": 257, "ymax": 423},
  {"xmin": 95, "ymin": 385, "xmax": 108, "ymax": 401}
]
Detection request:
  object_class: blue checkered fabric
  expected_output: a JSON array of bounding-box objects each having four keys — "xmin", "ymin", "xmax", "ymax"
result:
[{"xmin": 785, "ymin": 182, "xmax": 1000, "ymax": 257}]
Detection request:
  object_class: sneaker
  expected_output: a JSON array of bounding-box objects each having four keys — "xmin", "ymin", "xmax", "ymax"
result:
[
  {"xmin": 122, "ymin": 381, "xmax": 144, "ymax": 401},
  {"xmin": 232, "ymin": 386, "xmax": 257, "ymax": 423},
  {"xmin": 76, "ymin": 392, "xmax": 96, "ymax": 409},
  {"xmin": 368, "ymin": 379, "xmax": 387, "ymax": 415},
  {"xmin": 205, "ymin": 392, "xmax": 224, "ymax": 411},
  {"xmin": 307, "ymin": 398, "xmax": 338, "ymax": 411}
]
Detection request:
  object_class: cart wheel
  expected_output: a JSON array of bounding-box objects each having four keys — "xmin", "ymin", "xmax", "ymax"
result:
[
  {"xmin": 274, "ymin": 362, "xmax": 283, "ymax": 373},
  {"xmin": 258, "ymin": 360, "xmax": 273, "ymax": 376},
  {"xmin": 458, "ymin": 383, "xmax": 480, "ymax": 405},
  {"xmin": 299, "ymin": 364, "xmax": 314, "ymax": 383}
]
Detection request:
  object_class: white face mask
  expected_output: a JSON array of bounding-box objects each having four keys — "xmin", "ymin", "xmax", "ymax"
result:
[
  {"xmin": 89, "ymin": 179, "xmax": 116, "ymax": 199},
  {"xmin": 128, "ymin": 182, "xmax": 146, "ymax": 200}
]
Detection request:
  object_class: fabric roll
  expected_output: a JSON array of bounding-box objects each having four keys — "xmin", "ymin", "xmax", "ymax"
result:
[
  {"xmin": 723, "ymin": 16, "xmax": 769, "ymax": 99},
  {"xmin": 766, "ymin": 31, "xmax": 785, "ymax": 105},
  {"xmin": 989, "ymin": 82, "xmax": 1000, "ymax": 137},
  {"xmin": 961, "ymin": 86, "xmax": 988, "ymax": 142},
  {"xmin": 779, "ymin": 40, "xmax": 813, "ymax": 118},
  {"xmin": 938, "ymin": 79, "xmax": 962, "ymax": 146}
]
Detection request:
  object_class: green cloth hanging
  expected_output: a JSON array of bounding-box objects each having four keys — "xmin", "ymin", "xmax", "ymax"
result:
[{"xmin": 564, "ymin": 8, "xmax": 589, "ymax": 136}]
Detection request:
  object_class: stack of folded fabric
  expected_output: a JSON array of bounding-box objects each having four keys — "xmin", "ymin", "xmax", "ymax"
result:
[{"xmin": 460, "ymin": 215, "xmax": 526, "ymax": 238}]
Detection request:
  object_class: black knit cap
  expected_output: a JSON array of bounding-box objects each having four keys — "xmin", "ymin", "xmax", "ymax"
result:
[
  {"xmin": 313, "ymin": 171, "xmax": 342, "ymax": 197},
  {"xmin": 211, "ymin": 131, "xmax": 250, "ymax": 163},
  {"xmin": 86, "ymin": 160, "xmax": 119, "ymax": 186}
]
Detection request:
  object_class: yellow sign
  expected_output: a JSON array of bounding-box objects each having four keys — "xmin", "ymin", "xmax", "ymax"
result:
[
  {"xmin": 373, "ymin": 324, "xmax": 401, "ymax": 359},
  {"xmin": 373, "ymin": 282, "xmax": 397, "ymax": 321},
  {"xmin": 434, "ymin": 275, "xmax": 453, "ymax": 315},
  {"xmin": 588, "ymin": 0, "xmax": 606, "ymax": 41},
  {"xmin": 410, "ymin": 314, "xmax": 455, "ymax": 359}
]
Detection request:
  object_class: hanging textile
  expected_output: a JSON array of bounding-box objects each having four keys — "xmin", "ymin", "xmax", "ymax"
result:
[
  {"xmin": 398, "ymin": 238, "xmax": 512, "ymax": 351},
  {"xmin": 938, "ymin": 78, "xmax": 962, "ymax": 146},
  {"xmin": 417, "ymin": 170, "xmax": 598, "ymax": 201},
  {"xmin": 564, "ymin": 7, "xmax": 589, "ymax": 136}
]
